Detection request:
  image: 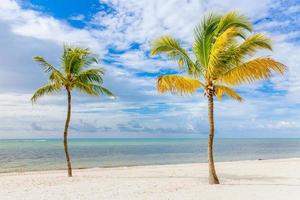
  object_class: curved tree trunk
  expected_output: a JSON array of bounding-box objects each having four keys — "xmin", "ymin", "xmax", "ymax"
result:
[
  {"xmin": 64, "ymin": 89, "xmax": 73, "ymax": 177},
  {"xmin": 208, "ymin": 93, "xmax": 220, "ymax": 184}
]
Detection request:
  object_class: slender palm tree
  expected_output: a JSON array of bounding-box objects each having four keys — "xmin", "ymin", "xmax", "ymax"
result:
[
  {"xmin": 151, "ymin": 11, "xmax": 286, "ymax": 184},
  {"xmin": 31, "ymin": 45, "xmax": 113, "ymax": 177}
]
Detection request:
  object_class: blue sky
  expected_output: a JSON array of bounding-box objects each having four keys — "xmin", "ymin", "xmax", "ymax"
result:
[{"xmin": 0, "ymin": 0, "xmax": 299, "ymax": 138}]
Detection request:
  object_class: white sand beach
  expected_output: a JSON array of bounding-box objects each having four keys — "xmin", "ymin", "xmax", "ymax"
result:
[{"xmin": 1, "ymin": 158, "xmax": 300, "ymax": 200}]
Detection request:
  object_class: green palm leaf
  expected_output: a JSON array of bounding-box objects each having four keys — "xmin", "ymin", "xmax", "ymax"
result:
[
  {"xmin": 34, "ymin": 56, "xmax": 65, "ymax": 81},
  {"xmin": 31, "ymin": 82, "xmax": 62, "ymax": 103},
  {"xmin": 151, "ymin": 36, "xmax": 201, "ymax": 77},
  {"xmin": 76, "ymin": 68, "xmax": 104, "ymax": 84}
]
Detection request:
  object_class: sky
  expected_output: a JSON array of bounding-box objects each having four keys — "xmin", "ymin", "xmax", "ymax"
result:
[{"xmin": 0, "ymin": 0, "xmax": 299, "ymax": 139}]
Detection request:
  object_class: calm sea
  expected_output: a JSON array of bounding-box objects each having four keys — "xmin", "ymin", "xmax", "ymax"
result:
[{"xmin": 1, "ymin": 138, "xmax": 300, "ymax": 173}]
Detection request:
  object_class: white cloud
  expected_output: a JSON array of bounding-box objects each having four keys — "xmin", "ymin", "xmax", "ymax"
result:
[
  {"xmin": 286, "ymin": 4, "xmax": 300, "ymax": 15},
  {"xmin": 92, "ymin": 0, "xmax": 273, "ymax": 49},
  {"xmin": 69, "ymin": 14, "xmax": 85, "ymax": 21},
  {"xmin": 0, "ymin": 0, "xmax": 104, "ymax": 53}
]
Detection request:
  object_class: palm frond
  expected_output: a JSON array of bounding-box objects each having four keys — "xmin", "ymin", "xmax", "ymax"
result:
[
  {"xmin": 75, "ymin": 81, "xmax": 113, "ymax": 96},
  {"xmin": 216, "ymin": 11, "xmax": 252, "ymax": 34},
  {"xmin": 215, "ymin": 85, "xmax": 243, "ymax": 101},
  {"xmin": 207, "ymin": 26, "xmax": 244, "ymax": 76},
  {"xmin": 49, "ymin": 71, "xmax": 64, "ymax": 83},
  {"xmin": 72, "ymin": 53, "xmax": 98, "ymax": 74},
  {"xmin": 212, "ymin": 33, "xmax": 273, "ymax": 75},
  {"xmin": 76, "ymin": 68, "xmax": 104, "ymax": 84},
  {"xmin": 75, "ymin": 81, "xmax": 97, "ymax": 95},
  {"xmin": 31, "ymin": 83, "xmax": 62, "ymax": 103},
  {"xmin": 62, "ymin": 45, "xmax": 92, "ymax": 74},
  {"xmin": 90, "ymin": 85, "xmax": 114, "ymax": 96},
  {"xmin": 232, "ymin": 34, "xmax": 272, "ymax": 62},
  {"xmin": 193, "ymin": 13, "xmax": 220, "ymax": 68},
  {"xmin": 33, "ymin": 56, "xmax": 65, "ymax": 81},
  {"xmin": 157, "ymin": 75, "xmax": 203, "ymax": 95},
  {"xmin": 151, "ymin": 36, "xmax": 201, "ymax": 77},
  {"xmin": 33, "ymin": 56, "xmax": 57, "ymax": 73},
  {"xmin": 219, "ymin": 58, "xmax": 286, "ymax": 85},
  {"xmin": 193, "ymin": 11, "xmax": 252, "ymax": 77}
]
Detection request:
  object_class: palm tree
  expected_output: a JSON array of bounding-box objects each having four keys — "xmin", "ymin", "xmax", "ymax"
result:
[
  {"xmin": 31, "ymin": 45, "xmax": 113, "ymax": 177},
  {"xmin": 151, "ymin": 11, "xmax": 286, "ymax": 184}
]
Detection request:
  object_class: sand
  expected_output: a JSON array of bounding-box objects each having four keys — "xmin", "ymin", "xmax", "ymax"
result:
[{"xmin": 1, "ymin": 158, "xmax": 300, "ymax": 200}]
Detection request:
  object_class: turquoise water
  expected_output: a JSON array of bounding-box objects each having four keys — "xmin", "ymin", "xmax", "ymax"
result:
[{"xmin": 1, "ymin": 138, "xmax": 300, "ymax": 173}]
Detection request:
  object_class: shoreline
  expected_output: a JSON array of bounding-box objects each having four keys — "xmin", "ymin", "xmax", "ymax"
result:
[
  {"xmin": 1, "ymin": 157, "xmax": 300, "ymax": 175},
  {"xmin": 1, "ymin": 158, "xmax": 300, "ymax": 199}
]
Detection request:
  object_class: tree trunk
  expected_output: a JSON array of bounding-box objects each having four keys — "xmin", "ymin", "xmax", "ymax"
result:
[
  {"xmin": 207, "ymin": 93, "xmax": 220, "ymax": 184},
  {"xmin": 64, "ymin": 89, "xmax": 73, "ymax": 177}
]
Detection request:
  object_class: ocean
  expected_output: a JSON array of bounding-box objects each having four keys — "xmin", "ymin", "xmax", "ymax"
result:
[{"xmin": 1, "ymin": 138, "xmax": 300, "ymax": 173}]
